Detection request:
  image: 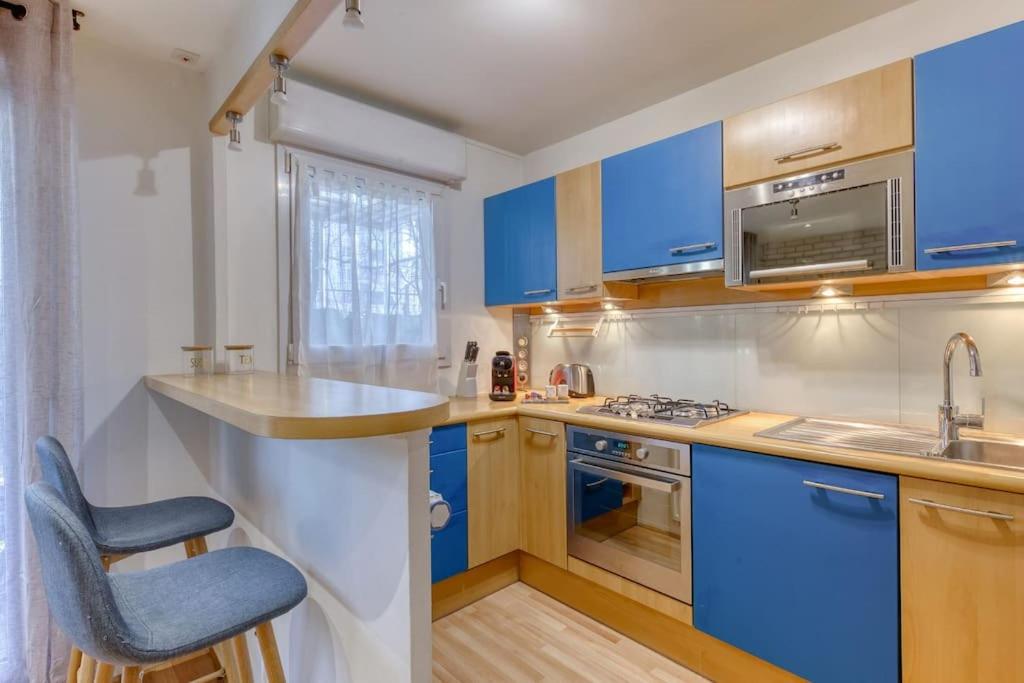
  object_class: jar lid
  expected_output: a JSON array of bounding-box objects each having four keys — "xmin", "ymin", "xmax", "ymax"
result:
[
  {"xmin": 181, "ymin": 345, "xmax": 213, "ymax": 351},
  {"xmin": 224, "ymin": 344, "xmax": 254, "ymax": 350}
]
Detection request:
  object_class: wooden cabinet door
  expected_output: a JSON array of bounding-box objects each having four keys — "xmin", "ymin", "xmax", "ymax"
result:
[
  {"xmin": 556, "ymin": 163, "xmax": 603, "ymax": 300},
  {"xmin": 519, "ymin": 417, "xmax": 567, "ymax": 568},
  {"xmin": 483, "ymin": 178, "xmax": 557, "ymax": 306},
  {"xmin": 915, "ymin": 20, "xmax": 1024, "ymax": 270},
  {"xmin": 901, "ymin": 477, "xmax": 1024, "ymax": 683},
  {"xmin": 467, "ymin": 418, "xmax": 519, "ymax": 566},
  {"xmin": 723, "ymin": 59, "xmax": 912, "ymax": 188}
]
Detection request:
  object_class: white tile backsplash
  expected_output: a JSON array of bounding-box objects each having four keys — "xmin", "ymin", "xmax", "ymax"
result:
[{"xmin": 530, "ymin": 297, "xmax": 1024, "ymax": 434}]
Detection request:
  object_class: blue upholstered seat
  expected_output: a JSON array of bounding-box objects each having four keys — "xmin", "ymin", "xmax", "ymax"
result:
[
  {"xmin": 26, "ymin": 483, "xmax": 308, "ymax": 665},
  {"xmin": 35, "ymin": 436, "xmax": 234, "ymax": 555}
]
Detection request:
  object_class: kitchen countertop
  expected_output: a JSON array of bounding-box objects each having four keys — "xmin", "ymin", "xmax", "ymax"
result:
[
  {"xmin": 145, "ymin": 372, "xmax": 450, "ymax": 440},
  {"xmin": 444, "ymin": 395, "xmax": 1024, "ymax": 495}
]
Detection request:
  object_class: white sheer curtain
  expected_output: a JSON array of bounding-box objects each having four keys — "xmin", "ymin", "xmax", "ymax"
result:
[
  {"xmin": 292, "ymin": 155, "xmax": 439, "ymax": 392},
  {"xmin": 0, "ymin": 1, "xmax": 83, "ymax": 681}
]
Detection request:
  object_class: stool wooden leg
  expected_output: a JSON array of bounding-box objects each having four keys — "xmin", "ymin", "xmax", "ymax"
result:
[
  {"xmin": 77, "ymin": 655, "xmax": 96, "ymax": 683},
  {"xmin": 121, "ymin": 665, "xmax": 141, "ymax": 683},
  {"xmin": 66, "ymin": 647, "xmax": 82, "ymax": 683},
  {"xmin": 254, "ymin": 622, "xmax": 285, "ymax": 683},
  {"xmin": 95, "ymin": 661, "xmax": 114, "ymax": 683},
  {"xmin": 231, "ymin": 633, "xmax": 254, "ymax": 683}
]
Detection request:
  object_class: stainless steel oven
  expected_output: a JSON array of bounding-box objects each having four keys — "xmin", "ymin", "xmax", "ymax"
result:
[
  {"xmin": 724, "ymin": 150, "xmax": 915, "ymax": 287},
  {"xmin": 566, "ymin": 426, "xmax": 691, "ymax": 603}
]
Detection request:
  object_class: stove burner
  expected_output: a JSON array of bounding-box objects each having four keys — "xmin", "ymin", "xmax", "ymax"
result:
[{"xmin": 578, "ymin": 394, "xmax": 745, "ymax": 428}]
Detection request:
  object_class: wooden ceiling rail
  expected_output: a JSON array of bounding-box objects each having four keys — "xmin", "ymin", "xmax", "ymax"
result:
[{"xmin": 208, "ymin": 0, "xmax": 341, "ymax": 135}]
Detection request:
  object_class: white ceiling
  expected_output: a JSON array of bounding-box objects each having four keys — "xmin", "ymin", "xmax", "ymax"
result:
[
  {"xmin": 293, "ymin": 0, "xmax": 915, "ymax": 154},
  {"xmin": 72, "ymin": 0, "xmax": 245, "ymax": 70}
]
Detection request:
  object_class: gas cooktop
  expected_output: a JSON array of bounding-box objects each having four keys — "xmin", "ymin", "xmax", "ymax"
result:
[{"xmin": 577, "ymin": 395, "xmax": 747, "ymax": 428}]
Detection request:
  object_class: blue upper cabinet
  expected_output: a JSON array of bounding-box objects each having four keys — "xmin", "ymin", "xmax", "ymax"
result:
[
  {"xmin": 693, "ymin": 445, "xmax": 899, "ymax": 683},
  {"xmin": 915, "ymin": 20, "xmax": 1024, "ymax": 270},
  {"xmin": 601, "ymin": 121, "xmax": 723, "ymax": 275},
  {"xmin": 484, "ymin": 177, "xmax": 558, "ymax": 306}
]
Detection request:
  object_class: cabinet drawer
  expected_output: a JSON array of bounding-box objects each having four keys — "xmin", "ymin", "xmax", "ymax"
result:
[
  {"xmin": 430, "ymin": 449, "xmax": 467, "ymax": 514},
  {"xmin": 431, "ymin": 510, "xmax": 468, "ymax": 584},
  {"xmin": 723, "ymin": 60, "xmax": 912, "ymax": 188},
  {"xmin": 430, "ymin": 423, "xmax": 466, "ymax": 456}
]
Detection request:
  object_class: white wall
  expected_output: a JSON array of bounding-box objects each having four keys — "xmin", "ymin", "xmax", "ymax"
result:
[{"xmin": 523, "ymin": 0, "xmax": 1024, "ymax": 180}]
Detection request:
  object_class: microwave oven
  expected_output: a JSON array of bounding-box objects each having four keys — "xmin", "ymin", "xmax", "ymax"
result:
[{"xmin": 724, "ymin": 151, "xmax": 914, "ymax": 287}]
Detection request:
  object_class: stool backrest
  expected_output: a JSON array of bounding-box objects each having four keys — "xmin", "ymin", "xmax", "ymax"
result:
[
  {"xmin": 35, "ymin": 436, "xmax": 96, "ymax": 532},
  {"xmin": 24, "ymin": 482, "xmax": 130, "ymax": 662}
]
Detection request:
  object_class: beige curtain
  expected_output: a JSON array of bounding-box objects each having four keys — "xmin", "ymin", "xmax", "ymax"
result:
[{"xmin": 0, "ymin": 1, "xmax": 82, "ymax": 681}]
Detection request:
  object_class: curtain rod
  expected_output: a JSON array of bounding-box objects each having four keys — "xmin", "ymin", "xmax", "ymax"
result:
[{"xmin": 0, "ymin": 2, "xmax": 84, "ymax": 30}]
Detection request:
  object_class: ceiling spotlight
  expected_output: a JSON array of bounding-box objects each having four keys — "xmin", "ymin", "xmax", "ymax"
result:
[
  {"xmin": 342, "ymin": 0, "xmax": 364, "ymax": 29},
  {"xmin": 987, "ymin": 270, "xmax": 1024, "ymax": 288},
  {"xmin": 812, "ymin": 284, "xmax": 852, "ymax": 298},
  {"xmin": 269, "ymin": 53, "xmax": 290, "ymax": 106},
  {"xmin": 226, "ymin": 111, "xmax": 243, "ymax": 152}
]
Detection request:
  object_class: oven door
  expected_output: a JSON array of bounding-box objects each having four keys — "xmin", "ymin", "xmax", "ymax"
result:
[{"xmin": 567, "ymin": 454, "xmax": 692, "ymax": 603}]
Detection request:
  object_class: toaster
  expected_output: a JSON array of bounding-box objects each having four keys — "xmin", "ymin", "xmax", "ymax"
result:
[{"xmin": 549, "ymin": 363, "xmax": 595, "ymax": 398}]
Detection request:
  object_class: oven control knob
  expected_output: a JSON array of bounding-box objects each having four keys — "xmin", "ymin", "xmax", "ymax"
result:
[
  {"xmin": 635, "ymin": 447, "xmax": 649, "ymax": 461},
  {"xmin": 594, "ymin": 439, "xmax": 608, "ymax": 452}
]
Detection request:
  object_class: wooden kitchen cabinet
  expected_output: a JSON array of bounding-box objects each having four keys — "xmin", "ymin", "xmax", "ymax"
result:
[
  {"xmin": 556, "ymin": 163, "xmax": 603, "ymax": 300},
  {"xmin": 518, "ymin": 417, "xmax": 567, "ymax": 568},
  {"xmin": 722, "ymin": 59, "xmax": 913, "ymax": 188},
  {"xmin": 467, "ymin": 418, "xmax": 520, "ymax": 566},
  {"xmin": 901, "ymin": 476, "xmax": 1024, "ymax": 683}
]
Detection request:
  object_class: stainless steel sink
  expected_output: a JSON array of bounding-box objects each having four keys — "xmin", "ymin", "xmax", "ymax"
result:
[
  {"xmin": 942, "ymin": 437, "xmax": 1024, "ymax": 471},
  {"xmin": 757, "ymin": 417, "xmax": 941, "ymax": 457}
]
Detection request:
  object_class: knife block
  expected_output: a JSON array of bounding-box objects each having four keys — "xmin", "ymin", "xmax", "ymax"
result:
[{"xmin": 455, "ymin": 361, "xmax": 478, "ymax": 398}]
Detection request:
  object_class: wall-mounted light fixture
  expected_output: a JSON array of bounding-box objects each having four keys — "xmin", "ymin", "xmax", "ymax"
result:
[
  {"xmin": 226, "ymin": 111, "xmax": 243, "ymax": 152},
  {"xmin": 987, "ymin": 271, "xmax": 1024, "ymax": 288},
  {"xmin": 342, "ymin": 0, "xmax": 364, "ymax": 29},
  {"xmin": 269, "ymin": 54, "xmax": 290, "ymax": 106},
  {"xmin": 812, "ymin": 283, "xmax": 852, "ymax": 298}
]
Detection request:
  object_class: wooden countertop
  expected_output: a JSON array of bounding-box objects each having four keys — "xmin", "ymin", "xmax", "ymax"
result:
[
  {"xmin": 444, "ymin": 396, "xmax": 1024, "ymax": 495},
  {"xmin": 145, "ymin": 372, "xmax": 450, "ymax": 440}
]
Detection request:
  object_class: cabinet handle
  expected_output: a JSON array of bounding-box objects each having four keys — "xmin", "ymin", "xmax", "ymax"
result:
[
  {"xmin": 523, "ymin": 289, "xmax": 553, "ymax": 296},
  {"xmin": 525, "ymin": 428, "xmax": 558, "ymax": 438},
  {"xmin": 472, "ymin": 427, "xmax": 506, "ymax": 439},
  {"xmin": 748, "ymin": 259, "xmax": 871, "ymax": 279},
  {"xmin": 774, "ymin": 142, "xmax": 840, "ymax": 163},
  {"xmin": 923, "ymin": 240, "xmax": 1017, "ymax": 255},
  {"xmin": 802, "ymin": 480, "xmax": 885, "ymax": 500},
  {"xmin": 669, "ymin": 242, "xmax": 717, "ymax": 255},
  {"xmin": 565, "ymin": 284, "xmax": 599, "ymax": 294},
  {"xmin": 908, "ymin": 497, "xmax": 1014, "ymax": 521}
]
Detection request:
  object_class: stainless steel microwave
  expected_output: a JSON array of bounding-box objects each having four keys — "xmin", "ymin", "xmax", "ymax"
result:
[{"xmin": 724, "ymin": 151, "xmax": 915, "ymax": 287}]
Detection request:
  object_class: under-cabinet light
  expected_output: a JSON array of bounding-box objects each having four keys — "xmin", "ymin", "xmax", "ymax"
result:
[
  {"xmin": 812, "ymin": 284, "xmax": 852, "ymax": 298},
  {"xmin": 987, "ymin": 271, "xmax": 1024, "ymax": 288}
]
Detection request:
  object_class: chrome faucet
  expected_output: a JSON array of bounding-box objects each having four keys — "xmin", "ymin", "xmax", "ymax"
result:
[{"xmin": 939, "ymin": 332, "xmax": 984, "ymax": 450}]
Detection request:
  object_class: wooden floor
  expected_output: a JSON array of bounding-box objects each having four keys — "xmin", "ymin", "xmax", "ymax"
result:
[{"xmin": 432, "ymin": 583, "xmax": 708, "ymax": 682}]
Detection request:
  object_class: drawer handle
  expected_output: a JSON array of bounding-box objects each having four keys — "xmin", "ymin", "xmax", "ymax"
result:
[
  {"xmin": 472, "ymin": 427, "xmax": 506, "ymax": 439},
  {"xmin": 803, "ymin": 480, "xmax": 885, "ymax": 500},
  {"xmin": 565, "ymin": 284, "xmax": 599, "ymax": 294},
  {"xmin": 669, "ymin": 242, "xmax": 717, "ymax": 255},
  {"xmin": 525, "ymin": 428, "xmax": 559, "ymax": 438},
  {"xmin": 523, "ymin": 288, "xmax": 553, "ymax": 296},
  {"xmin": 923, "ymin": 240, "xmax": 1017, "ymax": 255},
  {"xmin": 908, "ymin": 497, "xmax": 1014, "ymax": 521},
  {"xmin": 774, "ymin": 142, "xmax": 840, "ymax": 163}
]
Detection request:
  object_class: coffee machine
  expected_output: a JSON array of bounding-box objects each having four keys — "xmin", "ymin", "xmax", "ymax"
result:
[{"xmin": 488, "ymin": 351, "xmax": 516, "ymax": 401}]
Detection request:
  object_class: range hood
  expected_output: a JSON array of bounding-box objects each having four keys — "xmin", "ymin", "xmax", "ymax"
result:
[{"xmin": 602, "ymin": 258, "xmax": 724, "ymax": 284}]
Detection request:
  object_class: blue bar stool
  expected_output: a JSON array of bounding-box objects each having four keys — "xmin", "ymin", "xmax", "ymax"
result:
[
  {"xmin": 26, "ymin": 482, "xmax": 307, "ymax": 683},
  {"xmin": 35, "ymin": 436, "xmax": 241, "ymax": 680}
]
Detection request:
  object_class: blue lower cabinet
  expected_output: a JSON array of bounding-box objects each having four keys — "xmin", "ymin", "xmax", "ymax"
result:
[
  {"xmin": 430, "ymin": 423, "xmax": 467, "ymax": 457},
  {"xmin": 693, "ymin": 445, "xmax": 899, "ymax": 683},
  {"xmin": 431, "ymin": 510, "xmax": 468, "ymax": 584},
  {"xmin": 430, "ymin": 449, "xmax": 467, "ymax": 514}
]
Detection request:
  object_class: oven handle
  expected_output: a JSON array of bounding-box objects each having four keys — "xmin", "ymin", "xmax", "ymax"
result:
[
  {"xmin": 569, "ymin": 458, "xmax": 682, "ymax": 493},
  {"xmin": 747, "ymin": 259, "xmax": 872, "ymax": 279}
]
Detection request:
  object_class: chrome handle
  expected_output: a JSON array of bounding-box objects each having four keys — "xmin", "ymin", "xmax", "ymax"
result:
[
  {"xmin": 923, "ymin": 240, "xmax": 1017, "ymax": 255},
  {"xmin": 748, "ymin": 259, "xmax": 872, "ymax": 279},
  {"xmin": 584, "ymin": 477, "xmax": 609, "ymax": 490},
  {"xmin": 523, "ymin": 288, "xmax": 553, "ymax": 296},
  {"xmin": 472, "ymin": 427, "xmax": 506, "ymax": 439},
  {"xmin": 525, "ymin": 428, "xmax": 559, "ymax": 438},
  {"xmin": 565, "ymin": 284, "xmax": 599, "ymax": 294},
  {"xmin": 570, "ymin": 458, "xmax": 681, "ymax": 493},
  {"xmin": 908, "ymin": 497, "xmax": 1014, "ymax": 521},
  {"xmin": 669, "ymin": 242, "xmax": 717, "ymax": 255},
  {"xmin": 803, "ymin": 480, "xmax": 885, "ymax": 500},
  {"xmin": 774, "ymin": 142, "xmax": 840, "ymax": 162}
]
